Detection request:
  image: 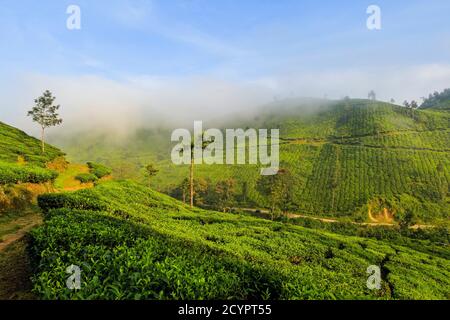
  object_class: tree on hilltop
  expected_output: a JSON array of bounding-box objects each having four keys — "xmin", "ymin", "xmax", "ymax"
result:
[
  {"xmin": 27, "ymin": 90, "xmax": 63, "ymax": 153},
  {"xmin": 368, "ymin": 90, "xmax": 376, "ymax": 101}
]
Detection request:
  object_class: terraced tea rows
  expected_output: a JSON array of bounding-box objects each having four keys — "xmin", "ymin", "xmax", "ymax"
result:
[{"xmin": 30, "ymin": 181, "xmax": 450, "ymax": 300}]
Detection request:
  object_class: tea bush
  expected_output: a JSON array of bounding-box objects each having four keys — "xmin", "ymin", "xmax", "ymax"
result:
[
  {"xmin": 30, "ymin": 180, "xmax": 450, "ymax": 300},
  {"xmin": 0, "ymin": 121, "xmax": 63, "ymax": 165},
  {"xmin": 75, "ymin": 173, "xmax": 98, "ymax": 183},
  {"xmin": 37, "ymin": 192, "xmax": 108, "ymax": 213},
  {"xmin": 87, "ymin": 162, "xmax": 112, "ymax": 179},
  {"xmin": 0, "ymin": 161, "xmax": 58, "ymax": 184}
]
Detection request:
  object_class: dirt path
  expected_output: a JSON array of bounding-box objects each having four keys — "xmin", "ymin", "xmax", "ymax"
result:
[
  {"xmin": 286, "ymin": 213, "xmax": 339, "ymax": 223},
  {"xmin": 0, "ymin": 210, "xmax": 42, "ymax": 299},
  {"xmin": 0, "ymin": 163, "xmax": 102, "ymax": 253},
  {"xmin": 0, "ymin": 214, "xmax": 42, "ymax": 253},
  {"xmin": 0, "ymin": 162, "xmax": 105, "ymax": 299},
  {"xmin": 0, "ymin": 238, "xmax": 36, "ymax": 299},
  {"xmin": 368, "ymin": 208, "xmax": 378, "ymax": 223},
  {"xmin": 237, "ymin": 207, "xmax": 433, "ymax": 229},
  {"xmin": 287, "ymin": 212, "xmax": 394, "ymax": 227}
]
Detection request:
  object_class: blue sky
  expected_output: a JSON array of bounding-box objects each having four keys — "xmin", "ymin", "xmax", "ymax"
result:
[{"xmin": 1, "ymin": 0, "xmax": 449, "ymax": 130}]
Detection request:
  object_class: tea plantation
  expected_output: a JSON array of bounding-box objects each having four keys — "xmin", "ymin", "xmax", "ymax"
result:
[
  {"xmin": 30, "ymin": 180, "xmax": 450, "ymax": 300},
  {"xmin": 147, "ymin": 100, "xmax": 450, "ymax": 223},
  {"xmin": 50, "ymin": 100, "xmax": 449, "ymax": 224},
  {"xmin": 0, "ymin": 121, "xmax": 62, "ymax": 185}
]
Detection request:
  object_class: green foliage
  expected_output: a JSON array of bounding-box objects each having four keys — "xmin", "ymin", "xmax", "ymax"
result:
[
  {"xmin": 27, "ymin": 90, "xmax": 63, "ymax": 129},
  {"xmin": 256, "ymin": 167, "xmax": 294, "ymax": 216},
  {"xmin": 75, "ymin": 173, "xmax": 98, "ymax": 184},
  {"xmin": 31, "ymin": 181, "xmax": 450, "ymax": 300},
  {"xmin": 144, "ymin": 164, "xmax": 159, "ymax": 178},
  {"xmin": 47, "ymin": 99, "xmax": 450, "ymax": 223},
  {"xmin": 0, "ymin": 121, "xmax": 62, "ymax": 185},
  {"xmin": 37, "ymin": 192, "xmax": 108, "ymax": 213},
  {"xmin": 287, "ymin": 217, "xmax": 450, "ymax": 259},
  {"xmin": 0, "ymin": 161, "xmax": 58, "ymax": 185},
  {"xmin": 421, "ymin": 88, "xmax": 450, "ymax": 110},
  {"xmin": 212, "ymin": 178, "xmax": 237, "ymax": 211},
  {"xmin": 170, "ymin": 178, "xmax": 210, "ymax": 206},
  {"xmin": 87, "ymin": 162, "xmax": 112, "ymax": 178},
  {"xmin": 0, "ymin": 121, "xmax": 63, "ymax": 165}
]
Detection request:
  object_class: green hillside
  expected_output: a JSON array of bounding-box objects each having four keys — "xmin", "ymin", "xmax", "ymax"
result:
[
  {"xmin": 51, "ymin": 99, "xmax": 450, "ymax": 224},
  {"xmin": 0, "ymin": 122, "xmax": 63, "ymax": 165},
  {"xmin": 420, "ymin": 88, "xmax": 450, "ymax": 110},
  {"xmin": 1, "ymin": 103, "xmax": 449, "ymax": 300},
  {"xmin": 0, "ymin": 122, "xmax": 63, "ymax": 186},
  {"xmin": 31, "ymin": 180, "xmax": 449, "ymax": 300}
]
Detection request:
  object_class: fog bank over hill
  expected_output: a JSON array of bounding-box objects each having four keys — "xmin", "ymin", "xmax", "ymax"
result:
[
  {"xmin": 2, "ymin": 63, "xmax": 450, "ymax": 139},
  {"xmin": 4, "ymin": 74, "xmax": 274, "ymax": 138}
]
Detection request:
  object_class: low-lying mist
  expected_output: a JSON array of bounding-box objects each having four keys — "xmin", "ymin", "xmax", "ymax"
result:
[
  {"xmin": 8, "ymin": 74, "xmax": 277, "ymax": 140},
  {"xmin": 3, "ymin": 63, "xmax": 450, "ymax": 141}
]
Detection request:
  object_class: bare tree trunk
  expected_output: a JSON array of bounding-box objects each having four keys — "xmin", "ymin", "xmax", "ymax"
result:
[
  {"xmin": 41, "ymin": 127, "xmax": 45, "ymax": 153},
  {"xmin": 190, "ymin": 157, "xmax": 194, "ymax": 208}
]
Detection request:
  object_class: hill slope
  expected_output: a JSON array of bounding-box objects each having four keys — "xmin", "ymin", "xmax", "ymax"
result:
[
  {"xmin": 0, "ymin": 121, "xmax": 111, "ymax": 299},
  {"xmin": 50, "ymin": 99, "xmax": 450, "ymax": 224},
  {"xmin": 31, "ymin": 180, "xmax": 449, "ymax": 299},
  {"xmin": 0, "ymin": 121, "xmax": 64, "ymax": 186},
  {"xmin": 420, "ymin": 88, "xmax": 450, "ymax": 110},
  {"xmin": 0, "ymin": 121, "xmax": 63, "ymax": 166}
]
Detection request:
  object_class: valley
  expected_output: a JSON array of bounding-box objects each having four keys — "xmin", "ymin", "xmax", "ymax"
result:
[
  {"xmin": 0, "ymin": 96, "xmax": 449, "ymax": 300},
  {"xmin": 51, "ymin": 99, "xmax": 450, "ymax": 225}
]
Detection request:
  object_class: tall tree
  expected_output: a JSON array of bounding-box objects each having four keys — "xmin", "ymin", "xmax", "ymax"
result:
[
  {"xmin": 27, "ymin": 90, "xmax": 62, "ymax": 153},
  {"xmin": 187, "ymin": 133, "xmax": 214, "ymax": 208},
  {"xmin": 368, "ymin": 90, "xmax": 376, "ymax": 101}
]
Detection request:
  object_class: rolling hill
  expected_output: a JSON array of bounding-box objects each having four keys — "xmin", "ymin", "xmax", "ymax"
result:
[
  {"xmin": 420, "ymin": 88, "xmax": 450, "ymax": 110},
  {"xmin": 0, "ymin": 121, "xmax": 64, "ymax": 212},
  {"xmin": 0, "ymin": 112, "xmax": 448, "ymax": 300},
  {"xmin": 0, "ymin": 121, "xmax": 113, "ymax": 299},
  {"xmin": 31, "ymin": 180, "xmax": 450, "ymax": 299},
  {"xmin": 0, "ymin": 121, "xmax": 64, "ymax": 166},
  {"xmin": 49, "ymin": 99, "xmax": 450, "ymax": 224}
]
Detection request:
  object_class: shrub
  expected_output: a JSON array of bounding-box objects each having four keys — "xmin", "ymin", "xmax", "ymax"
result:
[
  {"xmin": 37, "ymin": 193, "xmax": 108, "ymax": 213},
  {"xmin": 0, "ymin": 161, "xmax": 58, "ymax": 185},
  {"xmin": 87, "ymin": 162, "xmax": 112, "ymax": 179},
  {"xmin": 75, "ymin": 173, "xmax": 98, "ymax": 183}
]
